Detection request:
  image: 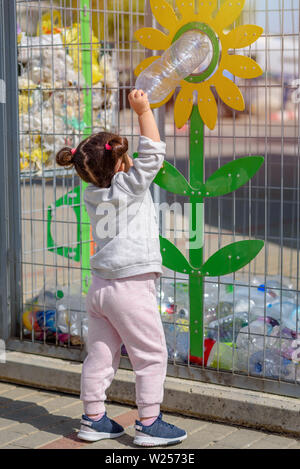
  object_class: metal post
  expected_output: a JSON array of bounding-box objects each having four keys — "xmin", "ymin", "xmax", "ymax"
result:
[{"xmin": 0, "ymin": 0, "xmax": 22, "ymax": 341}]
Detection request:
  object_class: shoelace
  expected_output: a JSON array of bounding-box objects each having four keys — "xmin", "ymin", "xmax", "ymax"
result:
[{"xmin": 156, "ymin": 415, "xmax": 175, "ymax": 430}]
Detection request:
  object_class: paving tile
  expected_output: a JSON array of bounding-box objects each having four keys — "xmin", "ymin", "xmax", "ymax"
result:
[
  {"xmin": 179, "ymin": 425, "xmax": 237, "ymax": 449},
  {"xmin": 1, "ymin": 403, "xmax": 49, "ymax": 420},
  {"xmin": 17, "ymin": 392, "xmax": 58, "ymax": 404},
  {"xmin": 8, "ymin": 422, "xmax": 78, "ymax": 449},
  {"xmin": 35, "ymin": 396, "xmax": 79, "ymax": 413},
  {"xmin": 0, "ymin": 385, "xmax": 37, "ymax": 399},
  {"xmin": 0, "ymin": 397, "xmax": 58, "ymax": 422},
  {"xmin": 0, "ymin": 388, "xmax": 39, "ymax": 407},
  {"xmin": 168, "ymin": 415, "xmax": 209, "ymax": 434},
  {"xmin": 288, "ymin": 442, "xmax": 300, "ymax": 449},
  {"xmin": 6, "ymin": 413, "xmax": 76, "ymax": 436},
  {"xmin": 0, "ymin": 401, "xmax": 36, "ymax": 417},
  {"xmin": 0, "ymin": 383, "xmax": 17, "ymax": 395},
  {"xmin": 124, "ymin": 425, "xmax": 135, "ymax": 437},
  {"xmin": 0, "ymin": 403, "xmax": 73, "ymax": 432},
  {"xmin": 0, "ymin": 395, "xmax": 86, "ymax": 435},
  {"xmin": 0, "ymin": 429, "xmax": 28, "ymax": 447},
  {"xmin": 41, "ymin": 432, "xmax": 89, "ymax": 450},
  {"xmin": 1, "ymin": 443, "xmax": 32, "ymax": 449},
  {"xmin": 42, "ymin": 395, "xmax": 79, "ymax": 410},
  {"xmin": 0, "ymin": 417, "xmax": 16, "ymax": 429},
  {"xmin": 203, "ymin": 421, "xmax": 239, "ymax": 435},
  {"xmin": 206, "ymin": 444, "xmax": 235, "ymax": 449},
  {"xmin": 247, "ymin": 434, "xmax": 298, "ymax": 449},
  {"xmin": 216, "ymin": 428, "xmax": 265, "ymax": 449},
  {"xmin": 105, "ymin": 402, "xmax": 136, "ymax": 418},
  {"xmin": 0, "ymin": 395, "xmax": 57, "ymax": 417},
  {"xmin": 114, "ymin": 409, "xmax": 139, "ymax": 428},
  {"xmin": 51, "ymin": 402, "xmax": 83, "ymax": 418}
]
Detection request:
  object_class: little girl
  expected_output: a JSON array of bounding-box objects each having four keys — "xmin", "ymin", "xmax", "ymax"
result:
[{"xmin": 56, "ymin": 89, "xmax": 186, "ymax": 447}]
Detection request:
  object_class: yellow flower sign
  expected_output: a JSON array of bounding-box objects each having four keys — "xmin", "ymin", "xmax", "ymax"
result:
[
  {"xmin": 134, "ymin": 0, "xmax": 263, "ymax": 129},
  {"xmin": 133, "ymin": 0, "xmax": 265, "ymax": 359}
]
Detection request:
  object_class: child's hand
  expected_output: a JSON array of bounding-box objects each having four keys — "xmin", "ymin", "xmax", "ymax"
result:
[{"xmin": 128, "ymin": 89, "xmax": 151, "ymax": 116}]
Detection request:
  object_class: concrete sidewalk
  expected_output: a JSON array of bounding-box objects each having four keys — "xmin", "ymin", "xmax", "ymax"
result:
[{"xmin": 0, "ymin": 382, "xmax": 299, "ymax": 450}]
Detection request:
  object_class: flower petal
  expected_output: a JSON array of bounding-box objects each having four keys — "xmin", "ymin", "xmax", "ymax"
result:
[
  {"xmin": 197, "ymin": 0, "xmax": 218, "ymax": 18},
  {"xmin": 176, "ymin": 0, "xmax": 195, "ymax": 18},
  {"xmin": 151, "ymin": 89, "xmax": 175, "ymax": 109},
  {"xmin": 222, "ymin": 25, "xmax": 264, "ymax": 50},
  {"xmin": 134, "ymin": 28, "xmax": 171, "ymax": 50},
  {"xmin": 150, "ymin": 0, "xmax": 179, "ymax": 32},
  {"xmin": 197, "ymin": 84, "xmax": 218, "ymax": 130},
  {"xmin": 214, "ymin": 75, "xmax": 245, "ymax": 111},
  {"xmin": 212, "ymin": 0, "xmax": 246, "ymax": 32},
  {"xmin": 223, "ymin": 55, "xmax": 263, "ymax": 79},
  {"xmin": 174, "ymin": 86, "xmax": 194, "ymax": 129},
  {"xmin": 134, "ymin": 56, "xmax": 160, "ymax": 77}
]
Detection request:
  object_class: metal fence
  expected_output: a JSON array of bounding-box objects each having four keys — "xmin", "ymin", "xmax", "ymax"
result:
[{"xmin": 1, "ymin": 0, "xmax": 300, "ymax": 398}]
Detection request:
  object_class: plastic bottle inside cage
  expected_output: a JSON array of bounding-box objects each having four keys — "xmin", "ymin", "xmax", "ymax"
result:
[{"xmin": 135, "ymin": 30, "xmax": 210, "ymax": 104}]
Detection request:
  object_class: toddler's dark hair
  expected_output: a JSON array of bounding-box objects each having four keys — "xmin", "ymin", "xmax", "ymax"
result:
[{"xmin": 56, "ymin": 132, "xmax": 129, "ymax": 188}]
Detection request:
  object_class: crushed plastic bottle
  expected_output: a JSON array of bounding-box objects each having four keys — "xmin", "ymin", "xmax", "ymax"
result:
[
  {"xmin": 265, "ymin": 302, "xmax": 300, "ymax": 332},
  {"xmin": 208, "ymin": 343, "xmax": 238, "ymax": 371},
  {"xmin": 249, "ymin": 350, "xmax": 295, "ymax": 379},
  {"xmin": 205, "ymin": 312, "xmax": 249, "ymax": 343},
  {"xmin": 22, "ymin": 284, "xmax": 87, "ymax": 341},
  {"xmin": 236, "ymin": 317, "xmax": 279, "ymax": 371},
  {"xmin": 163, "ymin": 321, "xmax": 189, "ymax": 363},
  {"xmin": 220, "ymin": 284, "xmax": 279, "ymax": 309},
  {"xmin": 266, "ymin": 326, "xmax": 300, "ymax": 362},
  {"xmin": 135, "ymin": 30, "xmax": 210, "ymax": 104},
  {"xmin": 56, "ymin": 286, "xmax": 87, "ymax": 339}
]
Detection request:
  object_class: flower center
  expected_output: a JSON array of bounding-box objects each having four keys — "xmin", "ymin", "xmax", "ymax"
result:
[{"xmin": 172, "ymin": 22, "xmax": 220, "ymax": 83}]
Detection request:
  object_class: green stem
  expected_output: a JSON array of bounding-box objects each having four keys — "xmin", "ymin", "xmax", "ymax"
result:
[
  {"xmin": 80, "ymin": 0, "xmax": 92, "ymax": 293},
  {"xmin": 189, "ymin": 106, "xmax": 204, "ymax": 358}
]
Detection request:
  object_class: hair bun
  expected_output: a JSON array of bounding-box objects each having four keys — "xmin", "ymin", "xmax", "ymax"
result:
[
  {"xmin": 108, "ymin": 136, "xmax": 128, "ymax": 158},
  {"xmin": 56, "ymin": 147, "xmax": 74, "ymax": 167}
]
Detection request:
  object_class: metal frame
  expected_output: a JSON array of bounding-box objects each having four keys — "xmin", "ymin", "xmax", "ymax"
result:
[
  {"xmin": 3, "ymin": 0, "xmax": 300, "ymax": 399},
  {"xmin": 0, "ymin": 0, "xmax": 22, "ymax": 341}
]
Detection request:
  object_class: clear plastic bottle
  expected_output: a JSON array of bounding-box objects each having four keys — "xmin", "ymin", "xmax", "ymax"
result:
[
  {"xmin": 163, "ymin": 322, "xmax": 189, "ymax": 363},
  {"xmin": 265, "ymin": 302, "xmax": 300, "ymax": 331},
  {"xmin": 56, "ymin": 286, "xmax": 87, "ymax": 338},
  {"xmin": 208, "ymin": 342, "xmax": 238, "ymax": 371},
  {"xmin": 249, "ymin": 350, "xmax": 295, "ymax": 379},
  {"xmin": 236, "ymin": 316, "xmax": 278, "ymax": 352},
  {"xmin": 205, "ymin": 312, "xmax": 249, "ymax": 343},
  {"xmin": 220, "ymin": 284, "xmax": 279, "ymax": 311},
  {"xmin": 135, "ymin": 30, "xmax": 210, "ymax": 104}
]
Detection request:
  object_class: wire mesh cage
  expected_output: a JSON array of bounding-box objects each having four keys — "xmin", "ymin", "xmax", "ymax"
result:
[{"xmin": 12, "ymin": 0, "xmax": 300, "ymax": 395}]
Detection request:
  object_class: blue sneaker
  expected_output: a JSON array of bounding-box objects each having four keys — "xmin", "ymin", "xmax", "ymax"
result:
[
  {"xmin": 133, "ymin": 413, "xmax": 187, "ymax": 447},
  {"xmin": 77, "ymin": 413, "xmax": 125, "ymax": 442}
]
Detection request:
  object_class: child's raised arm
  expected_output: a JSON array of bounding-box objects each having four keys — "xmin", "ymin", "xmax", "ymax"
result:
[{"xmin": 128, "ymin": 89, "xmax": 160, "ymax": 142}]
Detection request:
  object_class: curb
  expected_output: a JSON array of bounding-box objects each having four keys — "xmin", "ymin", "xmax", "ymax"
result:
[{"xmin": 0, "ymin": 351, "xmax": 300, "ymax": 436}]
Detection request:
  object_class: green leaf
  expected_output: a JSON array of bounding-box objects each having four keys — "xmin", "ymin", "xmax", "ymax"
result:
[
  {"xmin": 201, "ymin": 240, "xmax": 264, "ymax": 277},
  {"xmin": 154, "ymin": 161, "xmax": 193, "ymax": 196},
  {"xmin": 204, "ymin": 156, "xmax": 264, "ymax": 198},
  {"xmin": 160, "ymin": 236, "xmax": 193, "ymax": 274}
]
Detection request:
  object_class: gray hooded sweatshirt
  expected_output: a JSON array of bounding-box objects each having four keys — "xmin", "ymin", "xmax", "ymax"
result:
[{"xmin": 83, "ymin": 135, "xmax": 166, "ymax": 279}]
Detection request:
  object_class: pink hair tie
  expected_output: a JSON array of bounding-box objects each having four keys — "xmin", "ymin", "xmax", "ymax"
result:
[
  {"xmin": 71, "ymin": 148, "xmax": 76, "ymax": 155},
  {"xmin": 105, "ymin": 143, "xmax": 112, "ymax": 150}
]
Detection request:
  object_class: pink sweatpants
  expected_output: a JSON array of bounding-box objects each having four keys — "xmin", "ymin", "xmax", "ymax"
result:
[{"xmin": 80, "ymin": 273, "xmax": 168, "ymax": 418}]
